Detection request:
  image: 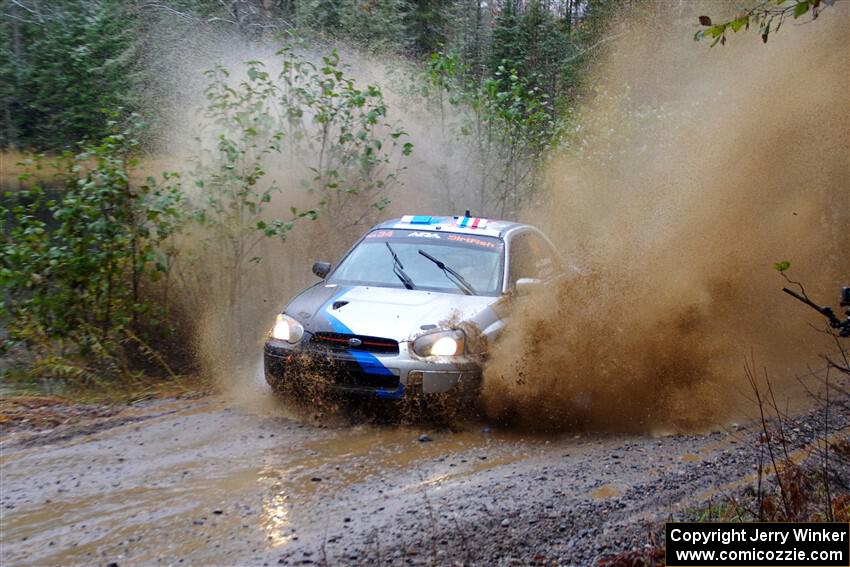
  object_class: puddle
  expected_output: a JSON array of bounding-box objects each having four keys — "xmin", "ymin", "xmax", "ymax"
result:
[
  {"xmin": 251, "ymin": 424, "xmax": 532, "ymax": 547},
  {"xmin": 2, "ymin": 467, "xmax": 263, "ymax": 566},
  {"xmin": 694, "ymin": 424, "xmax": 850, "ymax": 503},
  {"xmin": 591, "ymin": 485, "xmax": 619, "ymax": 500},
  {"xmin": 0, "ymin": 399, "xmax": 541, "ymax": 565}
]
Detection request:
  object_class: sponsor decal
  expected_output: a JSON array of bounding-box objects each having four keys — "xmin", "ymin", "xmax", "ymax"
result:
[
  {"xmin": 455, "ymin": 216, "xmax": 488, "ymax": 228},
  {"xmin": 366, "ymin": 230, "xmax": 394, "ymax": 239},
  {"xmin": 407, "ymin": 231, "xmax": 441, "ymax": 239},
  {"xmin": 447, "ymin": 234, "xmax": 499, "ymax": 248}
]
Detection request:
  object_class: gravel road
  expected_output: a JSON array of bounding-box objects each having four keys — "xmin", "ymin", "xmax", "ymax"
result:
[{"xmin": 2, "ymin": 384, "xmax": 848, "ymax": 567}]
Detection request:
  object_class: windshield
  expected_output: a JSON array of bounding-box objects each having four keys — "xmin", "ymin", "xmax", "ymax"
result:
[{"xmin": 329, "ymin": 229, "xmax": 504, "ymax": 295}]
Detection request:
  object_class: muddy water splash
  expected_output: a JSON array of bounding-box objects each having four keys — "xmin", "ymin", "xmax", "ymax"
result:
[
  {"xmin": 482, "ymin": 4, "xmax": 849, "ymax": 432},
  {"xmin": 141, "ymin": 30, "xmax": 490, "ymax": 408}
]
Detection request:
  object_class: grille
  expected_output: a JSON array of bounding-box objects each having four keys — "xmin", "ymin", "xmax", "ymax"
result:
[
  {"xmin": 309, "ymin": 356, "xmax": 401, "ymax": 390},
  {"xmin": 311, "ymin": 332, "xmax": 399, "ymax": 355},
  {"xmin": 333, "ymin": 369, "xmax": 400, "ymax": 390}
]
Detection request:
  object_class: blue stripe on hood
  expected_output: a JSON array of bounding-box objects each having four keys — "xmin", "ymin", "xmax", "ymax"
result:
[{"xmin": 321, "ymin": 288, "xmax": 404, "ymax": 399}]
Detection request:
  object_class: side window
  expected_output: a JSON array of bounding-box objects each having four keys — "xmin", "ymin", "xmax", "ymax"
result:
[{"xmin": 509, "ymin": 231, "xmax": 560, "ymax": 284}]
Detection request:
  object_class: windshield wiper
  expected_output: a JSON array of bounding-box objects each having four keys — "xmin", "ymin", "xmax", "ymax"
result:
[
  {"xmin": 417, "ymin": 249, "xmax": 476, "ymax": 296},
  {"xmin": 385, "ymin": 242, "xmax": 415, "ymax": 290}
]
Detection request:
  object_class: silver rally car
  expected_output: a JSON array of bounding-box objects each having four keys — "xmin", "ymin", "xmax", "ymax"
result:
[{"xmin": 263, "ymin": 214, "xmax": 565, "ymax": 400}]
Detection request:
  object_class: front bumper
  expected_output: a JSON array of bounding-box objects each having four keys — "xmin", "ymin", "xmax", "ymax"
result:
[{"xmin": 263, "ymin": 336, "xmax": 482, "ymax": 400}]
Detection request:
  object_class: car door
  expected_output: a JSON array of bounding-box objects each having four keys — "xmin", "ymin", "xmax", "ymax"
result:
[
  {"xmin": 507, "ymin": 229, "xmax": 565, "ymax": 291},
  {"xmin": 476, "ymin": 230, "xmax": 564, "ymax": 346},
  {"xmin": 475, "ymin": 229, "xmax": 570, "ymax": 348}
]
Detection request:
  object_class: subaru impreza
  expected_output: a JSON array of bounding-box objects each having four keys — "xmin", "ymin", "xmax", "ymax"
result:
[{"xmin": 263, "ymin": 214, "xmax": 566, "ymax": 400}]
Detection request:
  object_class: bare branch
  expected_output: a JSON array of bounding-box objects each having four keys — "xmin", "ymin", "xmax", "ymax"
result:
[
  {"xmin": 0, "ymin": 11, "xmax": 39, "ymax": 25},
  {"xmin": 206, "ymin": 16, "xmax": 238, "ymax": 26},
  {"xmin": 137, "ymin": 2, "xmax": 197, "ymax": 22},
  {"xmin": 825, "ymin": 357, "xmax": 850, "ymax": 376},
  {"xmin": 8, "ymin": 0, "xmax": 40, "ymax": 17},
  {"xmin": 561, "ymin": 30, "xmax": 628, "ymax": 64}
]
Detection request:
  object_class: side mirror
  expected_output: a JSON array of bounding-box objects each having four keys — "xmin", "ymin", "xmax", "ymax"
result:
[
  {"xmin": 515, "ymin": 277, "xmax": 542, "ymax": 295},
  {"xmin": 312, "ymin": 261, "xmax": 331, "ymax": 279}
]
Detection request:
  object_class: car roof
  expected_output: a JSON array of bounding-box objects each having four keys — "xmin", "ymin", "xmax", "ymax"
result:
[{"xmin": 372, "ymin": 215, "xmax": 529, "ymax": 239}]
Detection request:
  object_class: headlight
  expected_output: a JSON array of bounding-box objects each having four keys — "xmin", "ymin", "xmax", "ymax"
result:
[
  {"xmin": 412, "ymin": 330, "xmax": 465, "ymax": 357},
  {"xmin": 270, "ymin": 313, "xmax": 304, "ymax": 343}
]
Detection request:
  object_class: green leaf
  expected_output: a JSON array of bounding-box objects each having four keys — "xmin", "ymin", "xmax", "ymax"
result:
[
  {"xmin": 794, "ymin": 0, "xmax": 810, "ymax": 18},
  {"xmin": 729, "ymin": 16, "xmax": 749, "ymax": 32},
  {"xmin": 773, "ymin": 260, "xmax": 791, "ymax": 273},
  {"xmin": 705, "ymin": 24, "xmax": 726, "ymax": 38}
]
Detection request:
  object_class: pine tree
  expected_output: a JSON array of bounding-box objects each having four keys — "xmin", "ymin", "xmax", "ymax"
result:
[
  {"xmin": 402, "ymin": 0, "xmax": 452, "ymax": 57},
  {"xmin": 338, "ymin": 0, "xmax": 408, "ymax": 51},
  {"xmin": 296, "ymin": 0, "xmax": 343, "ymax": 34},
  {"xmin": 6, "ymin": 0, "xmax": 140, "ymax": 150},
  {"xmin": 446, "ymin": 0, "xmax": 491, "ymax": 79},
  {"xmin": 489, "ymin": 0, "xmax": 527, "ymax": 78},
  {"xmin": 521, "ymin": 0, "xmax": 568, "ymax": 105}
]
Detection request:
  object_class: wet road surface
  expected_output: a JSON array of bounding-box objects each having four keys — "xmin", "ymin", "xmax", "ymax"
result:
[{"xmin": 1, "ymin": 391, "xmax": 845, "ymax": 566}]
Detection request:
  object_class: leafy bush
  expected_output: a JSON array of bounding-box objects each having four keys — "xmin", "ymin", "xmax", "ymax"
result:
[
  {"xmin": 1, "ymin": 117, "xmax": 185, "ymax": 381},
  {"xmin": 424, "ymin": 49, "xmax": 561, "ymax": 218},
  {"xmin": 277, "ymin": 47, "xmax": 412, "ymax": 226},
  {"xmin": 0, "ymin": 0, "xmax": 140, "ymax": 150},
  {"xmin": 190, "ymin": 60, "xmax": 315, "ymax": 322},
  {"xmin": 1, "ymin": 46, "xmax": 415, "ymax": 384},
  {"xmin": 186, "ymin": 48, "xmax": 410, "ymax": 322}
]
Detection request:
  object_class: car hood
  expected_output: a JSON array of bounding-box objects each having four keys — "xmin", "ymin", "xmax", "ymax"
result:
[{"xmin": 285, "ymin": 284, "xmax": 500, "ymax": 341}]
